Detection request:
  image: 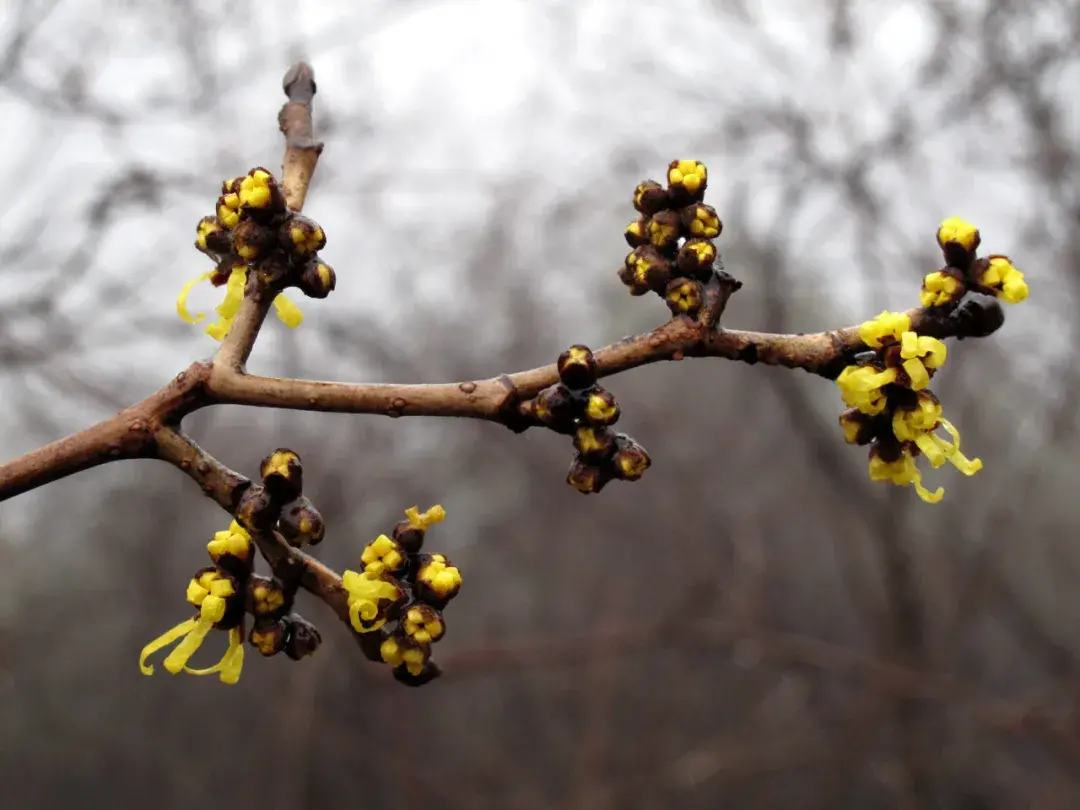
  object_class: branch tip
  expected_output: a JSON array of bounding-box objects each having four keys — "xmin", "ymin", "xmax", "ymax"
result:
[{"xmin": 282, "ymin": 62, "xmax": 317, "ymax": 104}]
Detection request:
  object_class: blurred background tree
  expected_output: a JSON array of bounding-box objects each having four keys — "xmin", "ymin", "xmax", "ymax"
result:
[{"xmin": 1, "ymin": 0, "xmax": 1077, "ymax": 808}]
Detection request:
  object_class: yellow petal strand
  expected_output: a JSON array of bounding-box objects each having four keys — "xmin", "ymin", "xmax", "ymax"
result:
[
  {"xmin": 349, "ymin": 599, "xmax": 377, "ymax": 632},
  {"xmin": 184, "ymin": 626, "xmax": 245, "ymax": 684},
  {"xmin": 205, "ymin": 321, "xmax": 231, "ymax": 341},
  {"xmin": 913, "ymin": 474, "xmax": 945, "ymax": 503},
  {"xmin": 902, "ymin": 358, "xmax": 930, "ymax": 390},
  {"xmin": 176, "ymin": 272, "xmax": 215, "ymax": 324},
  {"xmin": 938, "ymin": 420, "xmax": 983, "ymax": 475},
  {"xmin": 161, "ymin": 618, "xmax": 214, "ymax": 674},
  {"xmin": 913, "ymin": 433, "xmax": 947, "ymax": 468},
  {"xmin": 216, "ymin": 267, "xmax": 248, "ymax": 319},
  {"xmin": 204, "ymin": 267, "xmax": 248, "ymax": 341},
  {"xmin": 139, "ymin": 618, "xmax": 199, "ymax": 675},
  {"xmin": 919, "ymin": 336, "xmax": 947, "ymax": 368},
  {"xmin": 902, "ymin": 455, "xmax": 945, "ymax": 503},
  {"xmin": 900, "ymin": 331, "xmax": 919, "ymax": 358},
  {"xmin": 405, "ymin": 504, "xmax": 447, "ymax": 531},
  {"xmin": 219, "ymin": 629, "xmax": 245, "ymax": 684},
  {"xmin": 343, "ymin": 569, "xmax": 399, "ymax": 633},
  {"xmin": 273, "ymin": 294, "xmax": 304, "ymax": 328},
  {"xmin": 938, "ymin": 418, "xmax": 962, "ymax": 453}
]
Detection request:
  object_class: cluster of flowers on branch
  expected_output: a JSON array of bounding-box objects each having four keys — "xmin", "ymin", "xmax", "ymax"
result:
[
  {"xmin": 618, "ymin": 160, "xmax": 723, "ymax": 317},
  {"xmin": 836, "ymin": 217, "xmax": 1029, "ymax": 502},
  {"xmin": 139, "ymin": 449, "xmax": 324, "ymax": 683},
  {"xmin": 138, "ymin": 446, "xmax": 461, "ymax": 688},
  {"xmin": 177, "ymin": 168, "xmax": 337, "ymax": 340},
  {"xmin": 341, "ymin": 505, "xmax": 461, "ymax": 686}
]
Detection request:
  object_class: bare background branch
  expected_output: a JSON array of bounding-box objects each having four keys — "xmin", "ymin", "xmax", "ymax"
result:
[{"xmin": 0, "ymin": 0, "xmax": 1075, "ymax": 808}]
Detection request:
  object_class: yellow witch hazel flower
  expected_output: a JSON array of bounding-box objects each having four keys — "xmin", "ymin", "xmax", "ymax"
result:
[
  {"xmin": 931, "ymin": 216, "xmax": 1029, "ymax": 306},
  {"xmin": 176, "ymin": 264, "xmax": 304, "ymax": 341},
  {"xmin": 868, "ymin": 449, "xmax": 944, "ymax": 504},
  {"xmin": 858, "ymin": 310, "xmax": 910, "ymax": 348},
  {"xmin": 342, "ymin": 570, "xmax": 400, "ymax": 633},
  {"xmin": 836, "ymin": 311, "xmax": 979, "ymax": 503},
  {"xmin": 404, "ymin": 504, "xmax": 446, "ymax": 531},
  {"xmin": 342, "ymin": 505, "xmax": 448, "ymax": 635},
  {"xmin": 863, "ymin": 393, "xmax": 983, "ymax": 504},
  {"xmin": 139, "ymin": 568, "xmax": 245, "ymax": 684},
  {"xmin": 893, "ymin": 393, "xmax": 982, "ymax": 477},
  {"xmin": 837, "ymin": 311, "xmax": 948, "ymax": 414},
  {"xmin": 175, "ymin": 167, "xmax": 317, "ymax": 342},
  {"xmin": 898, "ymin": 330, "xmax": 946, "ymax": 389},
  {"xmin": 339, "ymin": 504, "xmax": 457, "ymax": 685},
  {"xmin": 836, "ymin": 366, "xmax": 891, "ymax": 415}
]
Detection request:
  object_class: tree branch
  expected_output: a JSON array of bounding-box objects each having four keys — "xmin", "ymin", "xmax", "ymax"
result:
[
  {"xmin": 154, "ymin": 425, "xmax": 352, "ymax": 629},
  {"xmin": 0, "ymin": 61, "xmax": 1010, "ymax": 686},
  {"xmin": 0, "ymin": 300, "xmax": 1001, "ymax": 501},
  {"xmin": 216, "ymin": 61, "xmax": 321, "ymax": 374}
]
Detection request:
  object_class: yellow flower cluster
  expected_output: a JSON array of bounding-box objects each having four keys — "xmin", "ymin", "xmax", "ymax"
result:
[
  {"xmin": 341, "ymin": 505, "xmax": 461, "ymax": 683},
  {"xmin": 176, "ymin": 168, "xmax": 315, "ymax": 342},
  {"xmin": 140, "ymin": 522, "xmax": 253, "ymax": 684},
  {"xmin": 921, "ymin": 217, "xmax": 1029, "ymax": 308},
  {"xmin": 835, "ymin": 215, "xmax": 1032, "ymax": 503},
  {"xmin": 836, "ymin": 312, "xmax": 981, "ymax": 503}
]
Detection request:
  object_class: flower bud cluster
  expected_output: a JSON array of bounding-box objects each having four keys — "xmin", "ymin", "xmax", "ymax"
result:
[
  {"xmin": 618, "ymin": 160, "xmax": 723, "ymax": 318},
  {"xmin": 528, "ymin": 345, "xmax": 651, "ymax": 494},
  {"xmin": 178, "ymin": 168, "xmax": 337, "ymax": 341},
  {"xmin": 342, "ymin": 505, "xmax": 461, "ymax": 686}
]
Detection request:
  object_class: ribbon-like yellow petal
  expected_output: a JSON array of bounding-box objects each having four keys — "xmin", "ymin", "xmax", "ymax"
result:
[
  {"xmin": 273, "ymin": 294, "xmax": 304, "ymax": 328},
  {"xmin": 139, "ymin": 617, "xmax": 199, "ymax": 675},
  {"xmin": 901, "ymin": 358, "xmax": 930, "ymax": 390},
  {"xmin": 184, "ymin": 626, "xmax": 245, "ymax": 684},
  {"xmin": 912, "ymin": 471, "xmax": 945, "ymax": 504},
  {"xmin": 176, "ymin": 272, "xmax": 215, "ymax": 324},
  {"xmin": 161, "ymin": 618, "xmax": 215, "ymax": 674},
  {"xmin": 205, "ymin": 266, "xmax": 248, "ymax": 341},
  {"xmin": 405, "ymin": 504, "xmax": 446, "ymax": 531}
]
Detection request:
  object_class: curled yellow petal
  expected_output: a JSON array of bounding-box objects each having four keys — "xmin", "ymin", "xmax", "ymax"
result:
[
  {"xmin": 184, "ymin": 626, "xmax": 245, "ymax": 684},
  {"xmin": 859, "ymin": 311, "xmax": 911, "ymax": 348},
  {"xmin": 216, "ymin": 266, "xmax": 247, "ymax": 319},
  {"xmin": 342, "ymin": 569, "xmax": 400, "ymax": 634},
  {"xmin": 913, "ymin": 432, "xmax": 947, "ymax": 468},
  {"xmin": 868, "ymin": 452, "xmax": 944, "ymax": 503},
  {"xmin": 273, "ymin": 294, "xmax": 304, "ymax": 328},
  {"xmin": 901, "ymin": 358, "xmax": 930, "ymax": 390},
  {"xmin": 349, "ymin": 600, "xmax": 385, "ymax": 633},
  {"xmin": 900, "ymin": 330, "xmax": 918, "ymax": 358},
  {"xmin": 912, "ymin": 471, "xmax": 945, "ymax": 504},
  {"xmin": 139, "ymin": 618, "xmax": 198, "ymax": 676},
  {"xmin": 405, "ymin": 504, "xmax": 446, "ymax": 531},
  {"xmin": 202, "ymin": 266, "xmax": 248, "ymax": 341},
  {"xmin": 176, "ymin": 272, "xmax": 215, "ymax": 324},
  {"xmin": 939, "ymin": 419, "xmax": 983, "ymax": 475}
]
